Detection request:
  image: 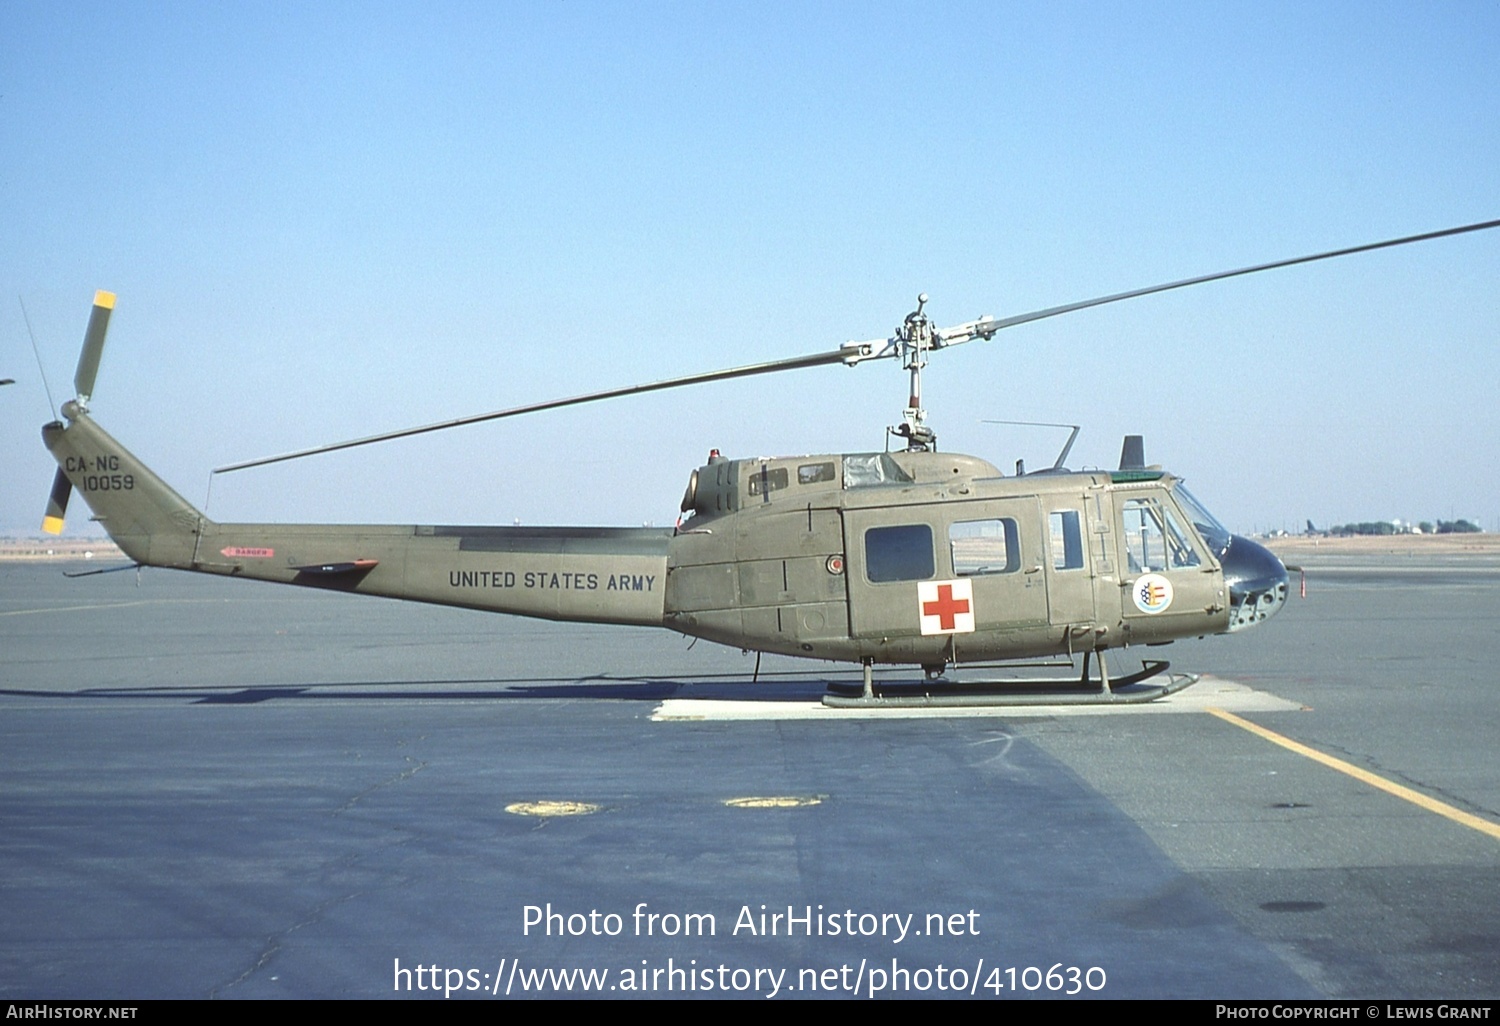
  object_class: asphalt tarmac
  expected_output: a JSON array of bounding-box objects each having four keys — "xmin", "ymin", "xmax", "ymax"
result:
[{"xmin": 2, "ymin": 553, "xmax": 1497, "ymax": 1000}]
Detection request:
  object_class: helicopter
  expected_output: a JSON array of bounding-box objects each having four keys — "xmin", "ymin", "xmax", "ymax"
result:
[{"xmin": 38, "ymin": 219, "xmax": 1500, "ymax": 705}]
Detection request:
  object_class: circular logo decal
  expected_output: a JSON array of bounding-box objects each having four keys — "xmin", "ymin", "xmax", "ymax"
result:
[{"xmin": 1133, "ymin": 573, "xmax": 1174, "ymax": 614}]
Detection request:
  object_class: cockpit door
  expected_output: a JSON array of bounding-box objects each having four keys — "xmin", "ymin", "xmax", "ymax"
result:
[{"xmin": 1116, "ymin": 492, "xmax": 1223, "ymax": 639}]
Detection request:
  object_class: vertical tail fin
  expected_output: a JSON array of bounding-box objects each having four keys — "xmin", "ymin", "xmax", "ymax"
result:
[{"xmin": 42, "ymin": 407, "xmax": 210, "ymax": 567}]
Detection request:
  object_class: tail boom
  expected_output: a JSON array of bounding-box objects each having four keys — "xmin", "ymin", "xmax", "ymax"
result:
[{"xmin": 41, "ymin": 410, "xmax": 671, "ymax": 627}]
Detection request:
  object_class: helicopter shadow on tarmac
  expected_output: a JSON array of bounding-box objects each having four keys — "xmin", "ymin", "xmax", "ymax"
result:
[{"xmin": 0, "ymin": 672, "xmax": 834, "ymax": 706}]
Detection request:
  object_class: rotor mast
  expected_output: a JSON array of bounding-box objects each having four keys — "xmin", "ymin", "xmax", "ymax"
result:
[
  {"xmin": 881, "ymin": 293, "xmax": 1005, "ymax": 451},
  {"xmin": 891, "ymin": 293, "xmax": 936, "ymax": 450}
]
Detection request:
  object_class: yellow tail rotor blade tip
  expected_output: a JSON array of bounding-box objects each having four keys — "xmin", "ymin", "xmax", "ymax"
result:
[
  {"xmin": 93, "ymin": 290, "xmax": 116, "ymax": 309},
  {"xmin": 41, "ymin": 515, "xmax": 65, "ymax": 535}
]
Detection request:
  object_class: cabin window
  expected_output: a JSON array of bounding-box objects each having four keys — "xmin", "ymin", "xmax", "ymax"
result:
[
  {"xmin": 798, "ymin": 462, "xmax": 836, "ymax": 485},
  {"xmin": 747, "ymin": 466, "xmax": 789, "ymax": 495},
  {"xmin": 949, "ymin": 518, "xmax": 1021, "ymax": 576},
  {"xmin": 1049, "ymin": 510, "xmax": 1085, "ymax": 570},
  {"xmin": 864, "ymin": 524, "xmax": 935, "ymax": 583}
]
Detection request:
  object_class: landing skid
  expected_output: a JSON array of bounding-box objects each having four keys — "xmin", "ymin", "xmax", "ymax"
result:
[{"xmin": 823, "ymin": 658, "xmax": 1199, "ymax": 708}]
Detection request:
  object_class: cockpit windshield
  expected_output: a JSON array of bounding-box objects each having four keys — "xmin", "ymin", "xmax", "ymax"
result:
[{"xmin": 1172, "ymin": 484, "xmax": 1232, "ymax": 556}]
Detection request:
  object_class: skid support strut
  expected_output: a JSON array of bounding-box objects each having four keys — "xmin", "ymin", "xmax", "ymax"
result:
[{"xmin": 1079, "ymin": 649, "xmax": 1110, "ymax": 695}]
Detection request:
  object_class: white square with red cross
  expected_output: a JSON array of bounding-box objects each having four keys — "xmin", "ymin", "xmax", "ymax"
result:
[{"xmin": 917, "ymin": 579, "xmax": 975, "ymax": 635}]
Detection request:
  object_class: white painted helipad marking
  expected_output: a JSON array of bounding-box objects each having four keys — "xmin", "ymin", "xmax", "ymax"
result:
[{"xmin": 650, "ymin": 677, "xmax": 1301, "ymax": 721}]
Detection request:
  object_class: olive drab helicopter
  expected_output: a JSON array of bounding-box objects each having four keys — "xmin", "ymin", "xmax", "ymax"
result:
[{"xmin": 39, "ymin": 219, "xmax": 1500, "ymax": 705}]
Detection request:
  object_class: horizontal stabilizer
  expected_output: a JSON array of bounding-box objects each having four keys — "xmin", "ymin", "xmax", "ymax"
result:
[{"xmin": 291, "ymin": 559, "xmax": 380, "ymax": 575}]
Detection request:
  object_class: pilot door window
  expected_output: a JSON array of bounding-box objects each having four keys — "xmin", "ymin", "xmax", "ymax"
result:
[
  {"xmin": 863, "ymin": 524, "xmax": 935, "ymax": 583},
  {"xmin": 1121, "ymin": 498, "xmax": 1201, "ymax": 572},
  {"xmin": 949, "ymin": 518, "xmax": 1021, "ymax": 576},
  {"xmin": 1049, "ymin": 510, "xmax": 1085, "ymax": 570}
]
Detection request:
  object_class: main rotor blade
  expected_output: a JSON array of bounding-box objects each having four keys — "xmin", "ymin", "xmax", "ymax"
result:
[
  {"xmin": 74, "ymin": 290, "xmax": 115, "ymax": 403},
  {"xmin": 214, "ymin": 346, "xmax": 859, "ymax": 474},
  {"xmin": 978, "ymin": 218, "xmax": 1500, "ymax": 334},
  {"xmin": 215, "ymin": 217, "xmax": 1499, "ymax": 475}
]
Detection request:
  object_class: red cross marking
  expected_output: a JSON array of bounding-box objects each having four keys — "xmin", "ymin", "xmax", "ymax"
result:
[{"xmin": 922, "ymin": 583, "xmax": 971, "ymax": 631}]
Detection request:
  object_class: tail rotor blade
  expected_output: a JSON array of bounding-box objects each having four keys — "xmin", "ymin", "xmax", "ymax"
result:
[
  {"xmin": 42, "ymin": 468, "xmax": 72, "ymax": 535},
  {"xmin": 73, "ymin": 290, "xmax": 115, "ymax": 404},
  {"xmin": 43, "ymin": 288, "xmax": 114, "ymax": 534}
]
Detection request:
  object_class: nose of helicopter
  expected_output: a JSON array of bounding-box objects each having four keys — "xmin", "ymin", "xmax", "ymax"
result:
[{"xmin": 1221, "ymin": 534, "xmax": 1289, "ymax": 631}]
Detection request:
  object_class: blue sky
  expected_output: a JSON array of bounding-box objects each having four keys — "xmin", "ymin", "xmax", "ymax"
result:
[{"xmin": 3, "ymin": 1, "xmax": 1498, "ymax": 535}]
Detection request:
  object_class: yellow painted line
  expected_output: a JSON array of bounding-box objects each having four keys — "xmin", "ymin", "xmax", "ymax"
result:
[
  {"xmin": 0, "ymin": 598, "xmax": 229, "ymax": 617},
  {"xmin": 1206, "ymin": 707, "xmax": 1500, "ymax": 841}
]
